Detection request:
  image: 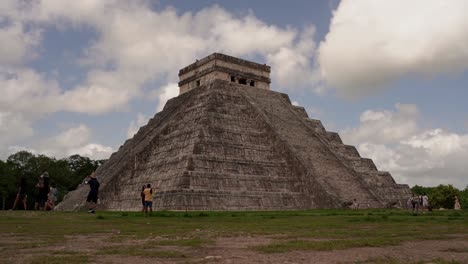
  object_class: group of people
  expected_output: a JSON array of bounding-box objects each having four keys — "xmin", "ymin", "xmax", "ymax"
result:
[
  {"xmin": 11, "ymin": 171, "xmax": 58, "ymax": 211},
  {"xmin": 83, "ymin": 173, "xmax": 157, "ymax": 215},
  {"xmin": 408, "ymin": 193, "xmax": 430, "ymax": 213},
  {"xmin": 408, "ymin": 193, "xmax": 463, "ymax": 212}
]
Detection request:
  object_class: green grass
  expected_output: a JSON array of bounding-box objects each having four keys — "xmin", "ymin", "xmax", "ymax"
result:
[
  {"xmin": 0, "ymin": 209, "xmax": 467, "ymax": 262},
  {"xmin": 255, "ymin": 237, "xmax": 402, "ymax": 253}
]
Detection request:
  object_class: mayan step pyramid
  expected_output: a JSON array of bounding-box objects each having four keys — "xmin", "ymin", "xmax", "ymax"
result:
[{"xmin": 57, "ymin": 53, "xmax": 411, "ymax": 211}]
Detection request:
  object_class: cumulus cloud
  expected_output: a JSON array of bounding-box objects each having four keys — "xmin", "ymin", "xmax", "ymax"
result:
[
  {"xmin": 36, "ymin": 124, "xmax": 113, "ymax": 160},
  {"xmin": 319, "ymin": 0, "xmax": 468, "ymax": 97},
  {"xmin": 341, "ymin": 105, "xmax": 468, "ymax": 188},
  {"xmin": 127, "ymin": 112, "xmax": 150, "ymax": 138},
  {"xmin": 0, "ymin": 1, "xmax": 321, "ymax": 158},
  {"xmin": 0, "ymin": 22, "xmax": 41, "ymax": 67},
  {"xmin": 0, "ymin": 111, "xmax": 34, "ymax": 157},
  {"xmin": 341, "ymin": 103, "xmax": 419, "ymax": 145},
  {"xmin": 1, "ymin": 2, "xmax": 320, "ymax": 115},
  {"xmin": 155, "ymin": 83, "xmax": 179, "ymax": 112}
]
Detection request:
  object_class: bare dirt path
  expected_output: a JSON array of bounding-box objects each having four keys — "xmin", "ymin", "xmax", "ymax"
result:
[{"xmin": 5, "ymin": 234, "xmax": 468, "ymax": 264}]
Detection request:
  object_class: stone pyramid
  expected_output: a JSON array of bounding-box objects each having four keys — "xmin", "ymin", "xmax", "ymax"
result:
[{"xmin": 57, "ymin": 53, "xmax": 411, "ymax": 211}]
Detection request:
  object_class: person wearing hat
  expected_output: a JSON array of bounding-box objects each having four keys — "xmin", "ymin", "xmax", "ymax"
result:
[{"xmin": 85, "ymin": 172, "xmax": 100, "ymax": 213}]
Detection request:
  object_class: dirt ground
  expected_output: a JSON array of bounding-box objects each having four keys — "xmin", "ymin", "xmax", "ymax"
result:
[{"xmin": 2, "ymin": 234, "xmax": 468, "ymax": 264}]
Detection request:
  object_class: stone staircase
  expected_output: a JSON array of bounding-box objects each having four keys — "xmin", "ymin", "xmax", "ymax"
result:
[
  {"xmin": 239, "ymin": 84, "xmax": 384, "ymax": 208},
  {"xmin": 56, "ymin": 79, "xmax": 410, "ymax": 211}
]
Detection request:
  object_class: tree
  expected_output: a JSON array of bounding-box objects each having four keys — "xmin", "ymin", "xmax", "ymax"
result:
[
  {"xmin": 66, "ymin": 154, "xmax": 99, "ymax": 191},
  {"xmin": 1, "ymin": 151, "xmax": 104, "ymax": 209},
  {"xmin": 0, "ymin": 160, "xmax": 16, "ymax": 210},
  {"xmin": 430, "ymin": 185, "xmax": 459, "ymax": 209}
]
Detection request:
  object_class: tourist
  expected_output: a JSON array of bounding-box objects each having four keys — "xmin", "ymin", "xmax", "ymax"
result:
[
  {"xmin": 11, "ymin": 177, "xmax": 27, "ymax": 210},
  {"xmin": 35, "ymin": 171, "xmax": 49, "ymax": 210},
  {"xmin": 351, "ymin": 199, "xmax": 359, "ymax": 210},
  {"xmin": 46, "ymin": 183, "xmax": 58, "ymax": 211},
  {"xmin": 143, "ymin": 184, "xmax": 153, "ymax": 215},
  {"xmin": 140, "ymin": 185, "xmax": 146, "ymax": 212},
  {"xmin": 85, "ymin": 172, "xmax": 100, "ymax": 214},
  {"xmin": 406, "ymin": 196, "xmax": 412, "ymax": 210},
  {"xmin": 454, "ymin": 196, "xmax": 461, "ymax": 210},
  {"xmin": 422, "ymin": 193, "xmax": 429, "ymax": 211},
  {"xmin": 411, "ymin": 193, "xmax": 419, "ymax": 213}
]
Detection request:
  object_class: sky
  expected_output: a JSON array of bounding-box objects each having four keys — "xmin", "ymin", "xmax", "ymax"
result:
[{"xmin": 0, "ymin": 0, "xmax": 467, "ymax": 189}]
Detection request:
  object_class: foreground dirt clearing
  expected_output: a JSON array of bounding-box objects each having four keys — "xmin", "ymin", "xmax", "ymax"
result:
[
  {"xmin": 1, "ymin": 210, "xmax": 467, "ymax": 263},
  {"xmin": 2, "ymin": 235, "xmax": 467, "ymax": 264}
]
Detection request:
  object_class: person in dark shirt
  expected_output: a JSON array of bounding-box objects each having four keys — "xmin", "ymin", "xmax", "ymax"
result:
[
  {"xmin": 85, "ymin": 172, "xmax": 100, "ymax": 214},
  {"xmin": 39, "ymin": 172, "xmax": 50, "ymax": 211},
  {"xmin": 12, "ymin": 177, "xmax": 28, "ymax": 210},
  {"xmin": 35, "ymin": 171, "xmax": 49, "ymax": 210}
]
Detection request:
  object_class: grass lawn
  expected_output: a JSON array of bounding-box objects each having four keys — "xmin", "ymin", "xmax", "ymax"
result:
[{"xmin": 0, "ymin": 209, "xmax": 467, "ymax": 263}]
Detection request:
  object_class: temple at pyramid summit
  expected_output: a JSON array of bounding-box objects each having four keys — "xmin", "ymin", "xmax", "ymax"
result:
[{"xmin": 57, "ymin": 53, "xmax": 411, "ymax": 211}]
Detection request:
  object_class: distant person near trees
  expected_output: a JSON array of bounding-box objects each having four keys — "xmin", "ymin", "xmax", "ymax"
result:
[
  {"xmin": 140, "ymin": 185, "xmax": 146, "ymax": 212},
  {"xmin": 411, "ymin": 193, "xmax": 419, "ymax": 213},
  {"xmin": 35, "ymin": 171, "xmax": 49, "ymax": 210},
  {"xmin": 454, "ymin": 196, "xmax": 461, "ymax": 210},
  {"xmin": 85, "ymin": 172, "xmax": 100, "ymax": 214},
  {"xmin": 422, "ymin": 193, "xmax": 429, "ymax": 212},
  {"xmin": 11, "ymin": 177, "xmax": 27, "ymax": 210},
  {"xmin": 143, "ymin": 184, "xmax": 154, "ymax": 215},
  {"xmin": 46, "ymin": 183, "xmax": 58, "ymax": 211}
]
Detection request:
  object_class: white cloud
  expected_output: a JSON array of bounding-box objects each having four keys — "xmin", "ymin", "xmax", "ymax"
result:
[
  {"xmin": 0, "ymin": 2, "xmax": 321, "ymax": 159},
  {"xmin": 341, "ymin": 105, "xmax": 468, "ymax": 188},
  {"xmin": 0, "ymin": 68, "xmax": 61, "ymax": 115},
  {"xmin": 0, "ymin": 22, "xmax": 41, "ymax": 67},
  {"xmin": 0, "ymin": 111, "xmax": 34, "ymax": 158},
  {"xmin": 34, "ymin": 124, "xmax": 114, "ymax": 160},
  {"xmin": 127, "ymin": 112, "xmax": 149, "ymax": 138},
  {"xmin": 341, "ymin": 103, "xmax": 419, "ymax": 145},
  {"xmin": 267, "ymin": 25, "xmax": 321, "ymax": 90},
  {"xmin": 156, "ymin": 83, "xmax": 179, "ymax": 112},
  {"xmin": 319, "ymin": 0, "xmax": 468, "ymax": 97},
  {"xmin": 1, "ymin": 2, "xmax": 320, "ymax": 115}
]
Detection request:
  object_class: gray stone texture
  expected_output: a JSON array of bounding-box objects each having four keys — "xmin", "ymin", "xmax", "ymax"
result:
[{"xmin": 56, "ymin": 80, "xmax": 411, "ymax": 211}]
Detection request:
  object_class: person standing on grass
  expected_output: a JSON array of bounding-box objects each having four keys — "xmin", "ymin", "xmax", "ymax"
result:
[
  {"xmin": 85, "ymin": 172, "xmax": 100, "ymax": 214},
  {"xmin": 12, "ymin": 177, "xmax": 28, "ymax": 210},
  {"xmin": 422, "ymin": 193, "xmax": 429, "ymax": 211},
  {"xmin": 35, "ymin": 171, "xmax": 49, "ymax": 210},
  {"xmin": 411, "ymin": 193, "xmax": 419, "ymax": 213},
  {"xmin": 143, "ymin": 184, "xmax": 153, "ymax": 215},
  {"xmin": 140, "ymin": 185, "xmax": 146, "ymax": 212},
  {"xmin": 46, "ymin": 183, "xmax": 58, "ymax": 211},
  {"xmin": 454, "ymin": 196, "xmax": 461, "ymax": 210}
]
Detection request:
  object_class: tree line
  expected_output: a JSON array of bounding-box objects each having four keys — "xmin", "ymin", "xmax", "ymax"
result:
[
  {"xmin": 0, "ymin": 151, "xmax": 104, "ymax": 210},
  {"xmin": 0, "ymin": 150, "xmax": 466, "ymax": 210}
]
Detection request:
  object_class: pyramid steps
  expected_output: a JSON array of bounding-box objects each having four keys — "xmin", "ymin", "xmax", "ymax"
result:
[
  {"xmin": 239, "ymin": 84, "xmax": 383, "ymax": 208},
  {"xmin": 57, "ymin": 80, "xmax": 410, "ymax": 211}
]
